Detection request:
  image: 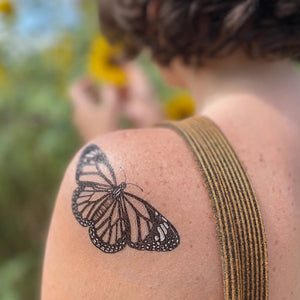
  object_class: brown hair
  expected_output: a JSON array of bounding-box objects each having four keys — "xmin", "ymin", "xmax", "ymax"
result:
[{"xmin": 98, "ymin": 0, "xmax": 300, "ymax": 66}]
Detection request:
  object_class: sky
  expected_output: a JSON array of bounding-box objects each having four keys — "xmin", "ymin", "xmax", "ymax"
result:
[{"xmin": 0, "ymin": 0, "xmax": 81, "ymax": 58}]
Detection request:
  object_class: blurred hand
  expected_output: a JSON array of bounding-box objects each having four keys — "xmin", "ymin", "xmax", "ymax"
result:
[
  {"xmin": 70, "ymin": 78, "xmax": 120, "ymax": 141},
  {"xmin": 120, "ymin": 63, "xmax": 163, "ymax": 127},
  {"xmin": 69, "ymin": 62, "xmax": 163, "ymax": 142}
]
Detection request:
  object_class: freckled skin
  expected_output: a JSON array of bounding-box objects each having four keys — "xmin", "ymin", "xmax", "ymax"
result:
[{"xmin": 42, "ymin": 96, "xmax": 300, "ymax": 299}]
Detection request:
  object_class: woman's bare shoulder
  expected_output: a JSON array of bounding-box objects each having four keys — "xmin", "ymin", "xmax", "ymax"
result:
[{"xmin": 42, "ymin": 127, "xmax": 223, "ymax": 300}]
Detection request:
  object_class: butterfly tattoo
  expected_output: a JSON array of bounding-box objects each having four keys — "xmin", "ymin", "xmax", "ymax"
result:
[{"xmin": 72, "ymin": 144, "xmax": 180, "ymax": 254}]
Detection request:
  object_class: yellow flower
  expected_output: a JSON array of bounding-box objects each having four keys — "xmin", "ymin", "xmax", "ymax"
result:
[
  {"xmin": 88, "ymin": 35, "xmax": 127, "ymax": 87},
  {"xmin": 0, "ymin": 1, "xmax": 14, "ymax": 15},
  {"xmin": 165, "ymin": 93, "xmax": 196, "ymax": 120}
]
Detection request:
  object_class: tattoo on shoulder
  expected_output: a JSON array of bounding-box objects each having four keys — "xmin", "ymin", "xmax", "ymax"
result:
[{"xmin": 72, "ymin": 144, "xmax": 180, "ymax": 254}]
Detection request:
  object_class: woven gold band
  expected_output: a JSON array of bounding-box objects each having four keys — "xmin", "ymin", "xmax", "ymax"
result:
[{"xmin": 160, "ymin": 116, "xmax": 268, "ymax": 300}]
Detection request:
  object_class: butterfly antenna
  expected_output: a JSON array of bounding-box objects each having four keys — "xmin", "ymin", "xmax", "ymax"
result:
[
  {"xmin": 120, "ymin": 166, "xmax": 127, "ymax": 182},
  {"xmin": 127, "ymin": 182, "xmax": 144, "ymax": 192},
  {"xmin": 120, "ymin": 166, "xmax": 143, "ymax": 192}
]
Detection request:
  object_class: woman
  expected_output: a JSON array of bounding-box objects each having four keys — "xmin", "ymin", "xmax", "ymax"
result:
[{"xmin": 42, "ymin": 1, "xmax": 300, "ymax": 299}]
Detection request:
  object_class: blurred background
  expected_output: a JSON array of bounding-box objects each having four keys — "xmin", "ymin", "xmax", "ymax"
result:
[{"xmin": 0, "ymin": 1, "xmax": 195, "ymax": 299}]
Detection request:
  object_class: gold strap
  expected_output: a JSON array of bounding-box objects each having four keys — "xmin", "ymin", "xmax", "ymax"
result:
[{"xmin": 159, "ymin": 116, "xmax": 268, "ymax": 300}]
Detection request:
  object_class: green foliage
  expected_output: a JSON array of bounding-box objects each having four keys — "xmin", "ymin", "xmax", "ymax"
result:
[
  {"xmin": 0, "ymin": 53, "xmax": 81, "ymax": 299},
  {"xmin": 0, "ymin": 2, "xmax": 100, "ymax": 299}
]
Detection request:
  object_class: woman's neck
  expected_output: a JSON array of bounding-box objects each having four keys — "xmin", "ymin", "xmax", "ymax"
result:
[{"xmin": 179, "ymin": 55, "xmax": 300, "ymax": 117}]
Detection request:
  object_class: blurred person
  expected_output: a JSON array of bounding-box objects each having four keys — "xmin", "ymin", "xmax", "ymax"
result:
[
  {"xmin": 70, "ymin": 63, "xmax": 163, "ymax": 142},
  {"xmin": 42, "ymin": 1, "xmax": 300, "ymax": 300}
]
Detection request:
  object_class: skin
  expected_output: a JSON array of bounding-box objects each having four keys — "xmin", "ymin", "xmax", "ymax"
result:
[{"xmin": 42, "ymin": 52, "xmax": 300, "ymax": 299}]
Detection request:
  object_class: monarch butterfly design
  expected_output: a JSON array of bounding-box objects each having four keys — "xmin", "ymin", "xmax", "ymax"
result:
[{"xmin": 72, "ymin": 144, "xmax": 180, "ymax": 254}]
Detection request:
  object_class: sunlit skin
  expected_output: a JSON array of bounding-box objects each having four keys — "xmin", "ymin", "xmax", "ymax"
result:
[{"xmin": 42, "ymin": 49, "xmax": 300, "ymax": 299}]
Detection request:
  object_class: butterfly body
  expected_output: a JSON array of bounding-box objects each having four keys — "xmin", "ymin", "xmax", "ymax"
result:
[
  {"xmin": 108, "ymin": 182, "xmax": 127, "ymax": 199},
  {"xmin": 72, "ymin": 144, "xmax": 180, "ymax": 254}
]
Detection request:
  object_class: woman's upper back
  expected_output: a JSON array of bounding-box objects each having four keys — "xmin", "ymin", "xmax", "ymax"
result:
[
  {"xmin": 203, "ymin": 95, "xmax": 300, "ymax": 300},
  {"xmin": 42, "ymin": 95, "xmax": 300, "ymax": 300}
]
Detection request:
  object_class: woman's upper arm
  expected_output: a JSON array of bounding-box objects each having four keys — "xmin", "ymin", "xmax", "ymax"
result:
[{"xmin": 41, "ymin": 128, "xmax": 223, "ymax": 300}]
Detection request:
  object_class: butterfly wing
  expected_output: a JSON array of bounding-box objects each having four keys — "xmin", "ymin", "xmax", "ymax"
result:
[
  {"xmin": 122, "ymin": 192, "xmax": 180, "ymax": 252},
  {"xmin": 72, "ymin": 144, "xmax": 180, "ymax": 254},
  {"xmin": 89, "ymin": 195, "xmax": 128, "ymax": 253},
  {"xmin": 76, "ymin": 144, "xmax": 117, "ymax": 187},
  {"xmin": 73, "ymin": 186, "xmax": 127, "ymax": 253},
  {"xmin": 72, "ymin": 185, "xmax": 112, "ymax": 226},
  {"xmin": 72, "ymin": 144, "xmax": 117, "ymax": 227}
]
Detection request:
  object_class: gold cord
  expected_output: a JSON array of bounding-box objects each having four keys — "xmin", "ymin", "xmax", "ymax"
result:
[{"xmin": 159, "ymin": 116, "xmax": 268, "ymax": 300}]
